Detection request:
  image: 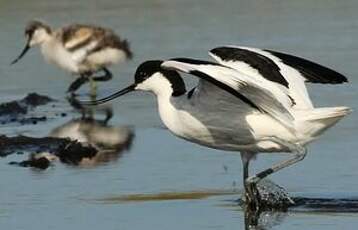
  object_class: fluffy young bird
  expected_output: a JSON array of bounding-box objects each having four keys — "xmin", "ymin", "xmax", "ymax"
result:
[{"xmin": 12, "ymin": 20, "xmax": 133, "ymax": 96}]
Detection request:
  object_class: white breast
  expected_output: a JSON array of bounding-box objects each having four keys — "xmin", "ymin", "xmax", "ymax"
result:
[
  {"xmin": 157, "ymin": 96, "xmax": 214, "ymax": 144},
  {"xmin": 40, "ymin": 39, "xmax": 79, "ymax": 74}
]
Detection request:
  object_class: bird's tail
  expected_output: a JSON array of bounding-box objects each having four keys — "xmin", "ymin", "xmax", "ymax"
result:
[
  {"xmin": 121, "ymin": 39, "xmax": 133, "ymax": 60},
  {"xmin": 294, "ymin": 106, "xmax": 351, "ymax": 139}
]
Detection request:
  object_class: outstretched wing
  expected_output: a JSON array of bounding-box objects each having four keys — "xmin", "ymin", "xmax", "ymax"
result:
[
  {"xmin": 161, "ymin": 58, "xmax": 295, "ymax": 130},
  {"xmin": 209, "ymin": 46, "xmax": 348, "ymax": 109},
  {"xmin": 264, "ymin": 49, "xmax": 347, "ymax": 84}
]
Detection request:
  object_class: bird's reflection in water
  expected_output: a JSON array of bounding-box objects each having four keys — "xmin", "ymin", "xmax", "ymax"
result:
[
  {"xmin": 242, "ymin": 207, "xmax": 287, "ymax": 230},
  {"xmin": 50, "ymin": 102, "xmax": 134, "ymax": 167}
]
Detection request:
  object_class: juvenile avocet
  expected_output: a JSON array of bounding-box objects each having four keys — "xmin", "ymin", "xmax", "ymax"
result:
[
  {"xmin": 82, "ymin": 46, "xmax": 350, "ymax": 209},
  {"xmin": 11, "ymin": 20, "xmax": 133, "ymax": 95}
]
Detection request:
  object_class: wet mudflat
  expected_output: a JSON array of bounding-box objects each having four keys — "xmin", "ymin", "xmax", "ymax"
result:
[{"xmin": 1, "ymin": 0, "xmax": 358, "ymax": 229}]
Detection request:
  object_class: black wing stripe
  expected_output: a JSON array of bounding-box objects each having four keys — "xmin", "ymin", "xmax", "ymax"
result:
[
  {"xmin": 171, "ymin": 58, "xmax": 221, "ymax": 66},
  {"xmin": 187, "ymin": 87, "xmax": 196, "ymax": 99},
  {"xmin": 265, "ymin": 49, "xmax": 348, "ymax": 84},
  {"xmin": 190, "ymin": 70, "xmax": 261, "ymax": 111},
  {"xmin": 66, "ymin": 37, "xmax": 93, "ymax": 52},
  {"xmin": 210, "ymin": 47, "xmax": 289, "ymax": 87}
]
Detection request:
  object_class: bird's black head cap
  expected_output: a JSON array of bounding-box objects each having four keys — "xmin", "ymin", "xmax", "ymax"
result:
[
  {"xmin": 25, "ymin": 20, "xmax": 51, "ymax": 37},
  {"xmin": 134, "ymin": 60, "xmax": 186, "ymax": 97}
]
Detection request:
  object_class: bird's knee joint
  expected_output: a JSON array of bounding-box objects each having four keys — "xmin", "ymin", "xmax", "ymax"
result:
[{"xmin": 246, "ymin": 176, "xmax": 260, "ymax": 185}]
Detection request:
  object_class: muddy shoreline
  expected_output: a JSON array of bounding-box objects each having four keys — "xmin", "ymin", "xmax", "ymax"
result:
[
  {"xmin": 0, "ymin": 92, "xmax": 64, "ymax": 125},
  {"xmin": 0, "ymin": 92, "xmax": 133, "ymax": 169}
]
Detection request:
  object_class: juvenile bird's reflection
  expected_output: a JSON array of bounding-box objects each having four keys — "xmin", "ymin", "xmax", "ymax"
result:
[
  {"xmin": 49, "ymin": 106, "xmax": 134, "ymax": 167},
  {"xmin": 7, "ymin": 104, "xmax": 134, "ymax": 169}
]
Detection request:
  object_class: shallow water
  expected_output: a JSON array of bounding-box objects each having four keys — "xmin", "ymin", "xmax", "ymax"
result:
[{"xmin": 1, "ymin": 0, "xmax": 358, "ymax": 229}]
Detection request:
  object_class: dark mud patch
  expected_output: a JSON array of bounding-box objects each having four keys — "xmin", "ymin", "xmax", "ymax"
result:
[
  {"xmin": 0, "ymin": 135, "xmax": 98, "ymax": 169},
  {"xmin": 0, "ymin": 93, "xmax": 61, "ymax": 125},
  {"xmin": 21, "ymin": 93, "xmax": 54, "ymax": 107},
  {"xmin": 9, "ymin": 155, "xmax": 53, "ymax": 170},
  {"xmin": 0, "ymin": 135, "xmax": 69, "ymax": 157},
  {"xmin": 0, "ymin": 101, "xmax": 27, "ymax": 116}
]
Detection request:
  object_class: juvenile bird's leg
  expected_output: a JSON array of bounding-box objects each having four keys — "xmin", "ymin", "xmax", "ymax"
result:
[
  {"xmin": 89, "ymin": 77, "xmax": 97, "ymax": 99},
  {"xmin": 67, "ymin": 72, "xmax": 91, "ymax": 96},
  {"xmin": 246, "ymin": 137, "xmax": 307, "ymax": 206},
  {"xmin": 92, "ymin": 67, "xmax": 113, "ymax": 82},
  {"xmin": 90, "ymin": 68, "xmax": 113, "ymax": 98}
]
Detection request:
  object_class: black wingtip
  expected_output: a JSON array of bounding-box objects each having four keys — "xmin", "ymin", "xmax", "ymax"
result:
[
  {"xmin": 209, "ymin": 47, "xmax": 240, "ymax": 62},
  {"xmin": 265, "ymin": 49, "xmax": 349, "ymax": 84},
  {"xmin": 209, "ymin": 47, "xmax": 228, "ymax": 60}
]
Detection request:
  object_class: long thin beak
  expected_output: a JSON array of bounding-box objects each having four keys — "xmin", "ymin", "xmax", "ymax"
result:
[
  {"xmin": 80, "ymin": 84, "xmax": 136, "ymax": 106},
  {"xmin": 11, "ymin": 39, "xmax": 31, "ymax": 65}
]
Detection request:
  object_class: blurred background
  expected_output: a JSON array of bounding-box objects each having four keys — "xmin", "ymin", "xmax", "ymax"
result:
[{"xmin": 0, "ymin": 0, "xmax": 357, "ymax": 229}]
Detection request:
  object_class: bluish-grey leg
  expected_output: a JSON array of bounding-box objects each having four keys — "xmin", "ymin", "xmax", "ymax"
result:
[
  {"xmin": 245, "ymin": 137, "xmax": 306, "ymax": 206},
  {"xmin": 241, "ymin": 152, "xmax": 260, "ymax": 210},
  {"xmin": 247, "ymin": 137, "xmax": 306, "ymax": 185}
]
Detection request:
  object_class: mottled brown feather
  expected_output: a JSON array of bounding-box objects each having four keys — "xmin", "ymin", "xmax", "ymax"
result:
[{"xmin": 58, "ymin": 24, "xmax": 132, "ymax": 59}]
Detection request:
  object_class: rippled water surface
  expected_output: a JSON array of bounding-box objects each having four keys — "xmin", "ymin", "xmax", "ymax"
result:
[{"xmin": 1, "ymin": 0, "xmax": 358, "ymax": 229}]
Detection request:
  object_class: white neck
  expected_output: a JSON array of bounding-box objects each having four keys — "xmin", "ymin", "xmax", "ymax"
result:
[
  {"xmin": 137, "ymin": 75, "xmax": 214, "ymax": 145},
  {"xmin": 153, "ymin": 80, "xmax": 180, "ymax": 132},
  {"xmin": 135, "ymin": 73, "xmax": 186, "ymax": 135},
  {"xmin": 157, "ymin": 92, "xmax": 190, "ymax": 140}
]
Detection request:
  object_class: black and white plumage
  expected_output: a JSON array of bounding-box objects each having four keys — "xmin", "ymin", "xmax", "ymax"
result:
[
  {"xmin": 209, "ymin": 46, "xmax": 347, "ymax": 109},
  {"xmin": 81, "ymin": 46, "xmax": 350, "ymax": 209},
  {"xmin": 11, "ymin": 20, "xmax": 133, "ymax": 95}
]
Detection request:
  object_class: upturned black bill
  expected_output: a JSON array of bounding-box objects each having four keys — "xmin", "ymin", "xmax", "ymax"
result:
[
  {"xmin": 80, "ymin": 84, "xmax": 136, "ymax": 106},
  {"xmin": 11, "ymin": 40, "xmax": 31, "ymax": 65}
]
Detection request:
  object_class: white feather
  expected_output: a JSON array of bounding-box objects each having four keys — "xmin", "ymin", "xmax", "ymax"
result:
[
  {"xmin": 219, "ymin": 45, "xmax": 314, "ymax": 109},
  {"xmin": 86, "ymin": 48, "xmax": 127, "ymax": 67},
  {"xmin": 161, "ymin": 60, "xmax": 296, "ymax": 131},
  {"xmin": 41, "ymin": 38, "xmax": 79, "ymax": 73}
]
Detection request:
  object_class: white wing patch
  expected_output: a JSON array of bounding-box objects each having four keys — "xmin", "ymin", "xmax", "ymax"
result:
[
  {"xmin": 233, "ymin": 46, "xmax": 313, "ymax": 108},
  {"xmin": 161, "ymin": 60, "xmax": 296, "ymax": 131},
  {"xmin": 70, "ymin": 40, "xmax": 98, "ymax": 64},
  {"xmin": 212, "ymin": 46, "xmax": 313, "ymax": 109},
  {"xmin": 209, "ymin": 52, "xmax": 265, "ymax": 82},
  {"xmin": 209, "ymin": 51, "xmax": 293, "ymax": 108}
]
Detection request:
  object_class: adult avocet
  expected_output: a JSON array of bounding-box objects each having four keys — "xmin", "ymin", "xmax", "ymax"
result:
[
  {"xmin": 11, "ymin": 20, "xmax": 133, "ymax": 96},
  {"xmin": 82, "ymin": 46, "xmax": 350, "ymax": 209}
]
